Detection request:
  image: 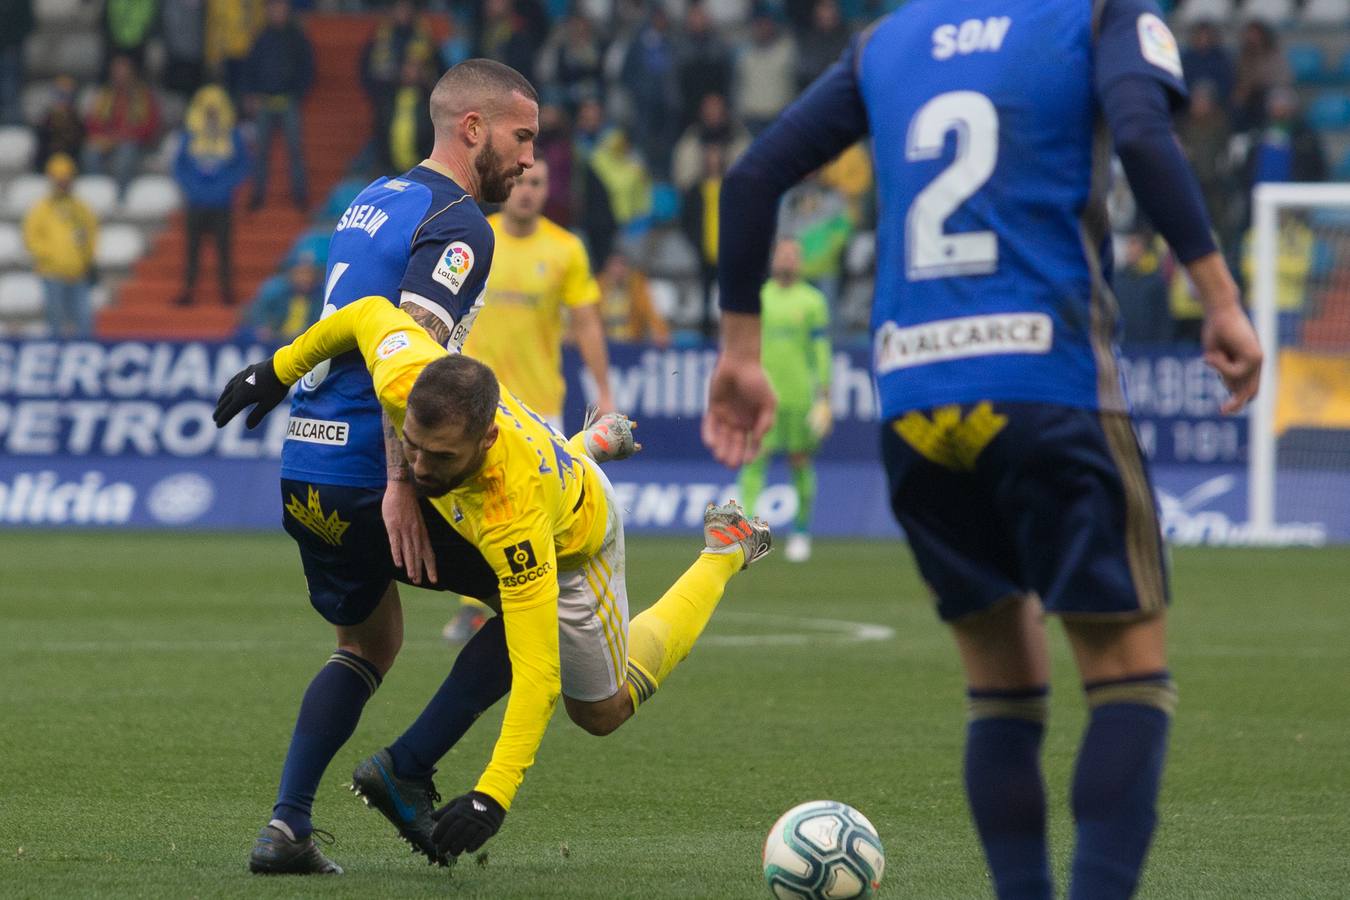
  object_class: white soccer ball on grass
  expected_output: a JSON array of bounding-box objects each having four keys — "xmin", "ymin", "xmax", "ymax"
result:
[{"xmin": 762, "ymin": 800, "xmax": 885, "ymax": 899}]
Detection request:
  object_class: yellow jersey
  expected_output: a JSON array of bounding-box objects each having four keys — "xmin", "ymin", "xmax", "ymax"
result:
[
  {"xmin": 463, "ymin": 214, "xmax": 600, "ymax": 417},
  {"xmin": 273, "ymin": 296, "xmax": 608, "ymax": 809}
]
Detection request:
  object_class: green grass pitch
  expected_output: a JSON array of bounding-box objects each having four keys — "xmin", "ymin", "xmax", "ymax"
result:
[{"xmin": 2, "ymin": 532, "xmax": 1348, "ymax": 898}]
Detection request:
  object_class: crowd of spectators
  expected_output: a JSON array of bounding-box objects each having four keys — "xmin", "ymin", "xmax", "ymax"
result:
[
  {"xmin": 3, "ymin": 0, "xmax": 1347, "ymax": 346},
  {"xmin": 1115, "ymin": 16, "xmax": 1338, "ymax": 343}
]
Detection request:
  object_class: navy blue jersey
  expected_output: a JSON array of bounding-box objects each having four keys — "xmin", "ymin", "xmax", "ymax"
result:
[
  {"xmin": 718, "ymin": 0, "xmax": 1190, "ymax": 421},
  {"xmin": 858, "ymin": 0, "xmax": 1186, "ymax": 418},
  {"xmin": 281, "ymin": 163, "xmax": 494, "ymax": 488}
]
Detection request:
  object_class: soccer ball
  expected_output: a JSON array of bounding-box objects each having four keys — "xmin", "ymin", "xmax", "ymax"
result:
[{"xmin": 762, "ymin": 800, "xmax": 886, "ymax": 900}]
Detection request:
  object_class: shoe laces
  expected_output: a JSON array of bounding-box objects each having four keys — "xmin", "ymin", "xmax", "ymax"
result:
[{"xmin": 311, "ymin": 828, "xmax": 337, "ymax": 847}]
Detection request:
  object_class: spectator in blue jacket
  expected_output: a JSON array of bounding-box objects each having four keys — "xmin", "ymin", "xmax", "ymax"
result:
[
  {"xmin": 245, "ymin": 0, "xmax": 314, "ymax": 210},
  {"xmin": 174, "ymin": 84, "xmax": 250, "ymax": 307},
  {"xmin": 239, "ymin": 253, "xmax": 322, "ymax": 343}
]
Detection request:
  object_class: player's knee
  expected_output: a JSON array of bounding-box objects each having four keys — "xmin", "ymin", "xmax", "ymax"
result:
[
  {"xmin": 337, "ymin": 633, "xmax": 401, "ymax": 675},
  {"xmin": 564, "ymin": 695, "xmax": 628, "ymax": 736},
  {"xmin": 565, "ymin": 705, "xmax": 617, "ymax": 736}
]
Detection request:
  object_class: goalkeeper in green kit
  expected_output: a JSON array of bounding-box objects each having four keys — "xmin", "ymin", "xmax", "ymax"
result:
[{"xmin": 737, "ymin": 237, "xmax": 832, "ymax": 563}]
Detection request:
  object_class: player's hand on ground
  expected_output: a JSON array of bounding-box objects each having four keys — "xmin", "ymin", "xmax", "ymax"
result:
[
  {"xmin": 213, "ymin": 358, "xmax": 288, "ymax": 429},
  {"xmin": 383, "ymin": 478, "xmax": 436, "ymax": 586},
  {"xmin": 702, "ymin": 354, "xmax": 777, "ymax": 467},
  {"xmin": 1202, "ymin": 305, "xmax": 1263, "ymax": 414},
  {"xmin": 431, "ymin": 791, "xmax": 505, "ymax": 858}
]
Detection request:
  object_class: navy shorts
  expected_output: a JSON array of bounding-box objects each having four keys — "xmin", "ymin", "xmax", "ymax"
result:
[
  {"xmin": 881, "ymin": 402, "xmax": 1169, "ymax": 623},
  {"xmin": 280, "ymin": 479, "xmax": 499, "ymax": 627}
]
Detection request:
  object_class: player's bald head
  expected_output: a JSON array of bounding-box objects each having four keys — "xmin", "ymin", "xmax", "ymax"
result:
[{"xmin": 429, "ymin": 59, "xmax": 538, "ymax": 134}]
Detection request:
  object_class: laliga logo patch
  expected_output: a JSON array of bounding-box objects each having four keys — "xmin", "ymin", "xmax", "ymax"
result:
[
  {"xmin": 433, "ymin": 240, "xmax": 475, "ymax": 295},
  {"xmin": 1137, "ymin": 13, "xmax": 1182, "ymax": 78},
  {"xmin": 377, "ymin": 331, "xmax": 411, "ymax": 360}
]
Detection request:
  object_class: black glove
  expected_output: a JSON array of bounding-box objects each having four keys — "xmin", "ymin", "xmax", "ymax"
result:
[
  {"xmin": 213, "ymin": 357, "xmax": 288, "ymax": 429},
  {"xmin": 431, "ymin": 791, "xmax": 506, "ymax": 858}
]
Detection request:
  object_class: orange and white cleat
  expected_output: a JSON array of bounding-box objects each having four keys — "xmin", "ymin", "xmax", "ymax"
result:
[
  {"xmin": 579, "ymin": 407, "xmax": 641, "ymax": 463},
  {"xmin": 702, "ymin": 500, "xmax": 772, "ymax": 570}
]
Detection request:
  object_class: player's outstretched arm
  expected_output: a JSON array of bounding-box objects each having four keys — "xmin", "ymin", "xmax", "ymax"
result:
[
  {"xmin": 707, "ymin": 44, "xmax": 866, "ymax": 466},
  {"xmin": 213, "ymin": 356, "xmax": 289, "ymax": 429},
  {"xmin": 703, "ymin": 312, "xmax": 777, "ymax": 467}
]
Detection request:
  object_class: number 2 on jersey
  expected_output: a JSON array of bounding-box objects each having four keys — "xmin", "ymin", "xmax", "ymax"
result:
[{"xmin": 905, "ymin": 91, "xmax": 998, "ymax": 281}]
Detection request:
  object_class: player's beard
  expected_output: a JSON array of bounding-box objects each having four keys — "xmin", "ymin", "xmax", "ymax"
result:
[
  {"xmin": 412, "ymin": 445, "xmax": 489, "ymax": 498},
  {"xmin": 476, "ymin": 135, "xmax": 521, "ymax": 204}
]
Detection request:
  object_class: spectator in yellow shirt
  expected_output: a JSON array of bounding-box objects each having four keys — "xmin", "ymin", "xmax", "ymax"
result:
[
  {"xmin": 22, "ymin": 154, "xmax": 99, "ymax": 338},
  {"xmin": 464, "ymin": 157, "xmax": 613, "ymax": 432},
  {"xmin": 598, "ymin": 250, "xmax": 671, "ymax": 347}
]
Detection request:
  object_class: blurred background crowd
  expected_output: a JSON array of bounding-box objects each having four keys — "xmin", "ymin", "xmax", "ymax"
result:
[{"xmin": 0, "ymin": 0, "xmax": 1346, "ymax": 348}]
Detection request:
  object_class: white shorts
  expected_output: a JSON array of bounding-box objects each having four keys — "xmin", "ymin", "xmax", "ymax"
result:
[{"xmin": 557, "ymin": 457, "xmax": 631, "ymax": 702}]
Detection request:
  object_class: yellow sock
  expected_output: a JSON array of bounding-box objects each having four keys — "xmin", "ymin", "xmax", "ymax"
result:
[{"xmin": 625, "ymin": 549, "xmax": 742, "ymax": 709}]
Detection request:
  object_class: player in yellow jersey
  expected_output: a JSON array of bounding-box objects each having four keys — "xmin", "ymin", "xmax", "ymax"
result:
[
  {"xmin": 448, "ymin": 157, "xmax": 615, "ymax": 642},
  {"xmin": 214, "ymin": 296, "xmax": 772, "ymax": 863},
  {"xmin": 464, "ymin": 157, "xmax": 614, "ymax": 431}
]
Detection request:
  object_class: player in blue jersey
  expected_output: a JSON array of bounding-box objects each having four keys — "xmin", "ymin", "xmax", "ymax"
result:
[
  {"xmin": 247, "ymin": 60, "xmax": 540, "ymax": 876},
  {"xmin": 704, "ymin": 3, "xmax": 1262, "ymax": 898}
]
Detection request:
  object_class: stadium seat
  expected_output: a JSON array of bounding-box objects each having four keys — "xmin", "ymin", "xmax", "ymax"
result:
[
  {"xmin": 142, "ymin": 132, "xmax": 181, "ymax": 176},
  {"xmin": 1307, "ymin": 93, "xmax": 1350, "ymax": 130},
  {"xmin": 844, "ymin": 231, "xmax": 876, "ymax": 277},
  {"xmin": 35, "ymin": 0, "xmax": 82, "ymax": 23},
  {"xmin": 0, "ymin": 222, "xmax": 27, "ymax": 269},
  {"xmin": 0, "ymin": 126, "xmax": 37, "ymax": 175},
  {"xmin": 1300, "ymin": 0, "xmax": 1350, "ymax": 24},
  {"xmin": 1242, "ymin": 0, "xmax": 1295, "ymax": 24},
  {"xmin": 3, "ymin": 174, "xmax": 50, "ymax": 219},
  {"xmin": 94, "ymin": 224, "xmax": 146, "ymax": 271},
  {"xmin": 1287, "ymin": 45, "xmax": 1326, "ymax": 84},
  {"xmin": 119, "ymin": 175, "xmax": 182, "ymax": 222},
  {"xmin": 0, "ymin": 272, "xmax": 45, "ymax": 319},
  {"xmin": 1335, "ymin": 149, "xmax": 1350, "ymax": 182},
  {"xmin": 22, "ymin": 32, "xmax": 58, "ymax": 79},
  {"xmin": 50, "ymin": 32, "xmax": 103, "ymax": 81},
  {"xmin": 644, "ymin": 228, "xmax": 699, "ymax": 279},
  {"xmin": 72, "ymin": 175, "xmax": 119, "ymax": 218},
  {"xmin": 1177, "ymin": 0, "xmax": 1234, "ymax": 26},
  {"xmin": 20, "ymin": 80, "xmax": 53, "ymax": 125}
]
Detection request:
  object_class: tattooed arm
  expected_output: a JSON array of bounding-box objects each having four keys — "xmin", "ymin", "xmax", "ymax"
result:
[{"xmin": 381, "ymin": 297, "xmax": 454, "ymax": 586}]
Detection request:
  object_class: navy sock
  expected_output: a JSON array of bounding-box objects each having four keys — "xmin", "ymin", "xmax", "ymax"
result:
[
  {"xmin": 388, "ymin": 614, "xmax": 511, "ymax": 779},
  {"xmin": 272, "ymin": 649, "xmax": 382, "ymax": 839},
  {"xmin": 1069, "ymin": 671, "xmax": 1176, "ymax": 900},
  {"xmin": 963, "ymin": 687, "xmax": 1052, "ymax": 900}
]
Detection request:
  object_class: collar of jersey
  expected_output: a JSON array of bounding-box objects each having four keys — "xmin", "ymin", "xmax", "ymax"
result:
[{"xmin": 416, "ymin": 157, "xmax": 464, "ymax": 188}]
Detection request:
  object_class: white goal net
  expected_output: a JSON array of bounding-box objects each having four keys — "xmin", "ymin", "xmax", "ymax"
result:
[{"xmin": 1248, "ymin": 183, "xmax": 1350, "ymax": 545}]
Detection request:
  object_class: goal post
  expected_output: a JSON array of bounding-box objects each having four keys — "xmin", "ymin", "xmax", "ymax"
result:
[{"xmin": 1248, "ymin": 181, "xmax": 1350, "ymax": 544}]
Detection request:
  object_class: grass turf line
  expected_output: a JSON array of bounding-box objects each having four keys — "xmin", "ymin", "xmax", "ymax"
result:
[{"xmin": 1, "ymin": 533, "xmax": 1348, "ymax": 897}]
